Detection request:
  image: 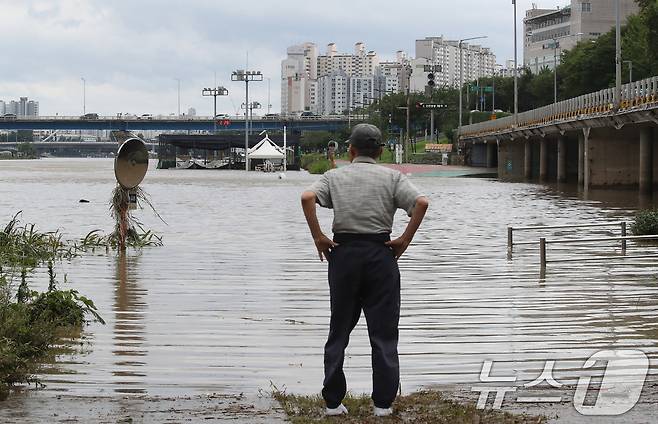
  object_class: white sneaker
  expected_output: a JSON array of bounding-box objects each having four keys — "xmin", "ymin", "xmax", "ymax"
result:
[
  {"xmin": 373, "ymin": 406, "xmax": 393, "ymax": 417},
  {"xmin": 325, "ymin": 403, "xmax": 348, "ymax": 416}
]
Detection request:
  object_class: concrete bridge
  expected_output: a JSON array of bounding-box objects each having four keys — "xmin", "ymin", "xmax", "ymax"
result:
[
  {"xmin": 460, "ymin": 75, "xmax": 658, "ymax": 193},
  {"xmin": 0, "ymin": 141, "xmax": 157, "ymax": 157},
  {"xmin": 0, "ymin": 115, "xmax": 355, "ymax": 132}
]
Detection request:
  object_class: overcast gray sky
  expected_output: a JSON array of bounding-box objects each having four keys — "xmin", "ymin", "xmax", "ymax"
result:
[{"xmin": 0, "ymin": 0, "xmax": 563, "ymax": 117}]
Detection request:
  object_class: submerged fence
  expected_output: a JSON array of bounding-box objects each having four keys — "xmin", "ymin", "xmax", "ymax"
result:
[{"xmin": 507, "ymin": 222, "xmax": 658, "ymax": 277}]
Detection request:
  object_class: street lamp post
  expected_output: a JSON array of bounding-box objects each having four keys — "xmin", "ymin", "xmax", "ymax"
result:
[
  {"xmin": 175, "ymin": 78, "xmax": 181, "ymax": 117},
  {"xmin": 231, "ymin": 70, "xmax": 263, "ymax": 171},
  {"xmin": 458, "ymin": 36, "xmax": 488, "ymax": 136},
  {"xmin": 267, "ymin": 78, "xmax": 272, "ymax": 114},
  {"xmin": 201, "ymin": 86, "xmax": 229, "ymax": 133},
  {"xmin": 81, "ymin": 77, "xmax": 86, "ymax": 115},
  {"xmin": 553, "ymin": 41, "xmax": 558, "ymax": 104},
  {"xmin": 493, "ymin": 64, "xmax": 500, "ymax": 118},
  {"xmin": 513, "ymin": 0, "xmax": 519, "ymax": 126}
]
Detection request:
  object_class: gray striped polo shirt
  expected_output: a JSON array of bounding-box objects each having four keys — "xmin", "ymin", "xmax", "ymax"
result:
[{"xmin": 308, "ymin": 156, "xmax": 423, "ymax": 234}]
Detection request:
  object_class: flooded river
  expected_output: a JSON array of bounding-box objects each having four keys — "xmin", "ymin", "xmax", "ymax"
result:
[{"xmin": 1, "ymin": 158, "xmax": 657, "ymax": 401}]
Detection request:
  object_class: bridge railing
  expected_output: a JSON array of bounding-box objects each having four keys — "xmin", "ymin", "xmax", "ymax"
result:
[{"xmin": 460, "ymin": 75, "xmax": 658, "ymax": 139}]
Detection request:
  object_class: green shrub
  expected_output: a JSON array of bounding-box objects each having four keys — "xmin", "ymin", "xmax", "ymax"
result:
[
  {"xmin": 300, "ymin": 153, "xmax": 326, "ymax": 170},
  {"xmin": 631, "ymin": 210, "xmax": 658, "ymax": 235},
  {"xmin": 307, "ymin": 160, "xmax": 332, "ymax": 175},
  {"xmin": 300, "ymin": 153, "xmax": 333, "ymax": 175}
]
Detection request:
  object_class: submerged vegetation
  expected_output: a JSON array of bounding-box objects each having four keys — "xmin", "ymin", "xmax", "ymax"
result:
[
  {"xmin": 0, "ymin": 209, "xmax": 162, "ymax": 400},
  {"xmin": 273, "ymin": 389, "xmax": 545, "ymax": 424},
  {"xmin": 631, "ymin": 210, "xmax": 658, "ymax": 236},
  {"xmin": 109, "ymin": 186, "xmax": 165, "ymax": 250}
]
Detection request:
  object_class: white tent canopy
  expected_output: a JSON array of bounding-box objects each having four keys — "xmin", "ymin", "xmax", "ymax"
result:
[{"xmin": 248, "ymin": 135, "xmax": 285, "ymax": 160}]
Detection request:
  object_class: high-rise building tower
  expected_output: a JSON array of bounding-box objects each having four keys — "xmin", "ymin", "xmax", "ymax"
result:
[{"xmin": 524, "ymin": 0, "xmax": 639, "ymax": 73}]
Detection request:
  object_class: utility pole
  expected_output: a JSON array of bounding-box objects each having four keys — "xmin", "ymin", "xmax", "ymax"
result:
[
  {"xmin": 232, "ymin": 70, "xmax": 263, "ymax": 171},
  {"xmin": 202, "ymin": 86, "xmax": 229, "ymax": 133}
]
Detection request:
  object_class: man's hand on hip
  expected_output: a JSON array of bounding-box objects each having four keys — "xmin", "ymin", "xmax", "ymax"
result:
[
  {"xmin": 385, "ymin": 236, "xmax": 411, "ymax": 260},
  {"xmin": 314, "ymin": 234, "xmax": 339, "ymax": 262}
]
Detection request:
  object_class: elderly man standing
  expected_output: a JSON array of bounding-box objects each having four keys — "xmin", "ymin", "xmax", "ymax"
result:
[{"xmin": 301, "ymin": 124, "xmax": 429, "ymax": 417}]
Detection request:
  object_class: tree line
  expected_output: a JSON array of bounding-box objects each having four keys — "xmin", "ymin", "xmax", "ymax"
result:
[{"xmin": 362, "ymin": 0, "xmax": 658, "ymax": 141}]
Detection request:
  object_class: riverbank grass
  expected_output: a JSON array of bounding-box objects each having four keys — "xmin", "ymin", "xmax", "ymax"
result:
[
  {"xmin": 273, "ymin": 390, "xmax": 546, "ymax": 424},
  {"xmin": 0, "ymin": 213, "xmax": 108, "ymax": 400}
]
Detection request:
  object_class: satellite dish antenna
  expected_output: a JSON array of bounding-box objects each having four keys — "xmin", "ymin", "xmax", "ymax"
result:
[{"xmin": 114, "ymin": 137, "xmax": 149, "ymax": 189}]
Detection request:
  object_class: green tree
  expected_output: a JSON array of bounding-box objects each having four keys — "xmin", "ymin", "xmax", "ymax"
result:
[{"xmin": 17, "ymin": 142, "xmax": 37, "ymax": 158}]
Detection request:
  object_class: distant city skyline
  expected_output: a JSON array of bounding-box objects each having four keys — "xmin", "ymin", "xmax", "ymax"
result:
[
  {"xmin": 1, "ymin": 97, "xmax": 40, "ymax": 117},
  {"xmin": 0, "ymin": 0, "xmax": 570, "ymax": 116}
]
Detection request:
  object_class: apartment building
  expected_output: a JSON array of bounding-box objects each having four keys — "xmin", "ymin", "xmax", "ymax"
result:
[
  {"xmin": 1, "ymin": 97, "xmax": 39, "ymax": 116},
  {"xmin": 280, "ymin": 42, "xmax": 318, "ymax": 115},
  {"xmin": 317, "ymin": 71, "xmax": 349, "ymax": 115},
  {"xmin": 414, "ymin": 36, "xmax": 496, "ymax": 91},
  {"xmin": 524, "ymin": 0, "xmax": 639, "ymax": 73}
]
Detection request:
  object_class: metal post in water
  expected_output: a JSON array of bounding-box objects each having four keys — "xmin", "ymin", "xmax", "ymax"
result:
[
  {"xmin": 621, "ymin": 221, "xmax": 627, "ymax": 254},
  {"xmin": 540, "ymin": 237, "xmax": 547, "ymax": 276},
  {"xmin": 283, "ymin": 125, "xmax": 287, "ymax": 172},
  {"xmin": 507, "ymin": 226, "xmax": 514, "ymax": 253}
]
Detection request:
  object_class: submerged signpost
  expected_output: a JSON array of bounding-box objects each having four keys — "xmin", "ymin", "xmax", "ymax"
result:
[{"xmin": 113, "ymin": 137, "xmax": 149, "ymax": 251}]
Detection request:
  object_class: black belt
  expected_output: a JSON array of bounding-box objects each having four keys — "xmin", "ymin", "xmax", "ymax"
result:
[{"xmin": 333, "ymin": 233, "xmax": 391, "ymax": 244}]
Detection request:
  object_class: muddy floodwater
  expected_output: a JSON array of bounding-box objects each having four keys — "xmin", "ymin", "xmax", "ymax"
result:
[{"xmin": 1, "ymin": 158, "xmax": 658, "ymax": 420}]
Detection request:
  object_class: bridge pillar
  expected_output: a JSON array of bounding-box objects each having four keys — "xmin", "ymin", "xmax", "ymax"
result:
[
  {"xmin": 524, "ymin": 138, "xmax": 532, "ymax": 180},
  {"xmin": 486, "ymin": 140, "xmax": 497, "ymax": 168},
  {"xmin": 539, "ymin": 138, "xmax": 548, "ymax": 182},
  {"xmin": 557, "ymin": 135, "xmax": 567, "ymax": 183},
  {"xmin": 578, "ymin": 134, "xmax": 584, "ymax": 186},
  {"xmin": 639, "ymin": 127, "xmax": 654, "ymax": 194},
  {"xmin": 582, "ymin": 128, "xmax": 591, "ymax": 190}
]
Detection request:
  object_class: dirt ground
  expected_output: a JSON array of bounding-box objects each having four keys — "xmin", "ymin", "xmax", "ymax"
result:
[
  {"xmin": 2, "ymin": 382, "xmax": 658, "ymax": 423},
  {"xmin": 0, "ymin": 391, "xmax": 288, "ymax": 423}
]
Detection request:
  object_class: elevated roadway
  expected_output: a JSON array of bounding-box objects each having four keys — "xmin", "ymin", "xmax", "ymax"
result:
[
  {"xmin": 460, "ymin": 75, "xmax": 658, "ymax": 193},
  {"xmin": 0, "ymin": 115, "xmax": 357, "ymax": 132}
]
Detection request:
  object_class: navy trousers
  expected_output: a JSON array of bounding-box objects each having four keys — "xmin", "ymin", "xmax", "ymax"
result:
[{"xmin": 322, "ymin": 233, "xmax": 401, "ymax": 409}]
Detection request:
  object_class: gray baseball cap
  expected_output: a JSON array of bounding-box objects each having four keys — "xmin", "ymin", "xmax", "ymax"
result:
[{"xmin": 345, "ymin": 123, "xmax": 384, "ymax": 149}]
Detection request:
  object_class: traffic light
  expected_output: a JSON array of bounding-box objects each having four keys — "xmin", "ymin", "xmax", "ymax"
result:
[{"xmin": 427, "ymin": 72, "xmax": 435, "ymax": 87}]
